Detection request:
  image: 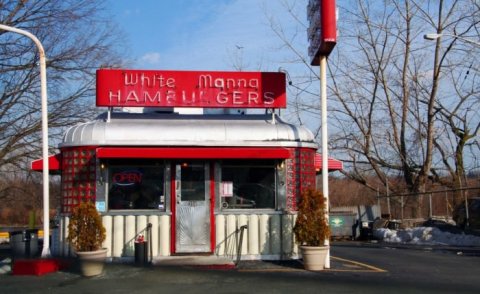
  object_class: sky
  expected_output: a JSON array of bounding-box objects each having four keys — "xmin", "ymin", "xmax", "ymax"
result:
[{"xmin": 106, "ymin": 0, "xmax": 307, "ymax": 72}]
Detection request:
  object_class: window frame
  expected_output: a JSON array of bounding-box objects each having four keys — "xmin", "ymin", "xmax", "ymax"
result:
[
  {"xmin": 104, "ymin": 159, "xmax": 170, "ymax": 212},
  {"xmin": 217, "ymin": 159, "xmax": 280, "ymax": 212}
]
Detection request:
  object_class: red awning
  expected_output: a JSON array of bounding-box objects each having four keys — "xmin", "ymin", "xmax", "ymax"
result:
[
  {"xmin": 31, "ymin": 154, "xmax": 62, "ymax": 173},
  {"xmin": 315, "ymin": 153, "xmax": 343, "ymax": 172},
  {"xmin": 96, "ymin": 147, "xmax": 292, "ymax": 159}
]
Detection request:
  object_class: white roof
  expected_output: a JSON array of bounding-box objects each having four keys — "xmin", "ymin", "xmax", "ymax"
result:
[{"xmin": 60, "ymin": 112, "xmax": 317, "ymax": 148}]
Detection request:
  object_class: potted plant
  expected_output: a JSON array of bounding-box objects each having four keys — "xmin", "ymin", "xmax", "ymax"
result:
[
  {"xmin": 293, "ymin": 189, "xmax": 330, "ymax": 270},
  {"xmin": 67, "ymin": 201, "xmax": 107, "ymax": 277}
]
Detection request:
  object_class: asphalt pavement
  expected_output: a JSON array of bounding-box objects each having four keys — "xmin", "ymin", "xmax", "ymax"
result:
[{"xmin": 1, "ymin": 242, "xmax": 479, "ymax": 294}]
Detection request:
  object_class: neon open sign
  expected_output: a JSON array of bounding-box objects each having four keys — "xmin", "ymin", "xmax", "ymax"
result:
[
  {"xmin": 96, "ymin": 69, "xmax": 286, "ymax": 108},
  {"xmin": 112, "ymin": 170, "xmax": 143, "ymax": 186}
]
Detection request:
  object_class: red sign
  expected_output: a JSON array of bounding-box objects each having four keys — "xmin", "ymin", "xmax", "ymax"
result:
[
  {"xmin": 96, "ymin": 69, "xmax": 286, "ymax": 108},
  {"xmin": 307, "ymin": 0, "xmax": 337, "ymax": 64}
]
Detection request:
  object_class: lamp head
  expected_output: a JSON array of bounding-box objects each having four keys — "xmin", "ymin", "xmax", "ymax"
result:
[{"xmin": 424, "ymin": 33, "xmax": 443, "ymax": 40}]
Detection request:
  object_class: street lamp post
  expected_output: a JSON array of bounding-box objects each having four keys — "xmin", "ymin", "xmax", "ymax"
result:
[
  {"xmin": 424, "ymin": 32, "xmax": 480, "ymax": 227},
  {"xmin": 0, "ymin": 24, "xmax": 50, "ymax": 257},
  {"xmin": 423, "ymin": 33, "xmax": 480, "ymax": 47}
]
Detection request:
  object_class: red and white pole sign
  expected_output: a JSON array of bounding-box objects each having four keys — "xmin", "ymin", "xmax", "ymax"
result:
[
  {"xmin": 96, "ymin": 69, "xmax": 286, "ymax": 108},
  {"xmin": 307, "ymin": 0, "xmax": 337, "ymax": 65}
]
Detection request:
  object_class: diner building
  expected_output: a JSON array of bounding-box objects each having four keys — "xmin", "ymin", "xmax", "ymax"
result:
[{"xmin": 32, "ymin": 69, "xmax": 342, "ymax": 261}]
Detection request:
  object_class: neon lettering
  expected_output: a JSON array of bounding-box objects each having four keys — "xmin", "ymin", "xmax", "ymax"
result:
[
  {"xmin": 264, "ymin": 92, "xmax": 275, "ymax": 104},
  {"xmin": 248, "ymin": 92, "xmax": 259, "ymax": 104},
  {"xmin": 125, "ymin": 91, "xmax": 139, "ymax": 103},
  {"xmin": 109, "ymin": 90, "xmax": 121, "ymax": 103},
  {"xmin": 124, "ymin": 73, "xmax": 138, "ymax": 85},
  {"xmin": 216, "ymin": 92, "xmax": 228, "ymax": 104}
]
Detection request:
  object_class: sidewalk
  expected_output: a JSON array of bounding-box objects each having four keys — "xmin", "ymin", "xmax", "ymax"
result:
[
  {"xmin": 3, "ymin": 240, "xmax": 480, "ymax": 276},
  {"xmin": 0, "ymin": 259, "xmax": 360, "ymax": 294},
  {"xmin": 0, "ymin": 244, "xmax": 370, "ymax": 276}
]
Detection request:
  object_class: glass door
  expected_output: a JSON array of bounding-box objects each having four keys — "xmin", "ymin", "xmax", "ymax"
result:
[{"xmin": 175, "ymin": 162, "xmax": 210, "ymax": 253}]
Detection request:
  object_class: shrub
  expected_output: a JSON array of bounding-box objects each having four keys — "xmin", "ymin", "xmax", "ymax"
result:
[
  {"xmin": 293, "ymin": 189, "xmax": 330, "ymax": 246},
  {"xmin": 67, "ymin": 201, "xmax": 106, "ymax": 252}
]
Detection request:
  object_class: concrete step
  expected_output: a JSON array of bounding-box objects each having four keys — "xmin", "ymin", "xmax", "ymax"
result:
[{"xmin": 152, "ymin": 255, "xmax": 235, "ymax": 269}]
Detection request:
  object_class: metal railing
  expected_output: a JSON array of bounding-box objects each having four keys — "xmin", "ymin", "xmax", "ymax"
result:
[{"xmin": 235, "ymin": 225, "xmax": 248, "ymax": 266}]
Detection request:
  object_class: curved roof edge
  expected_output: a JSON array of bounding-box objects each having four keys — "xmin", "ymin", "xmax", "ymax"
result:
[{"xmin": 60, "ymin": 112, "xmax": 318, "ymax": 149}]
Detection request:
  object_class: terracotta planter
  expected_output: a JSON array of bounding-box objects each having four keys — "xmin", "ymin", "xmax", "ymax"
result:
[
  {"xmin": 76, "ymin": 248, "xmax": 108, "ymax": 277},
  {"xmin": 300, "ymin": 245, "xmax": 329, "ymax": 271}
]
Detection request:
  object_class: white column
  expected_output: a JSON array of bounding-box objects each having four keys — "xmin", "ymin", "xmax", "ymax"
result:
[
  {"xmin": 113, "ymin": 215, "xmax": 124, "ymax": 257},
  {"xmin": 248, "ymin": 214, "xmax": 259, "ymax": 255},
  {"xmin": 148, "ymin": 215, "xmax": 159, "ymax": 257},
  {"xmin": 238, "ymin": 214, "xmax": 248, "ymax": 255},
  {"xmin": 292, "ymin": 213, "xmax": 299, "ymax": 256},
  {"xmin": 159, "ymin": 215, "xmax": 170, "ymax": 256},
  {"xmin": 125, "ymin": 215, "xmax": 136, "ymax": 256},
  {"xmin": 270, "ymin": 215, "xmax": 281, "ymax": 255},
  {"xmin": 102, "ymin": 215, "xmax": 113, "ymax": 257},
  {"xmin": 137, "ymin": 215, "xmax": 148, "ymax": 237},
  {"xmin": 62, "ymin": 217, "xmax": 70, "ymax": 257},
  {"xmin": 216, "ymin": 215, "xmax": 226, "ymax": 255},
  {"xmin": 226, "ymin": 215, "xmax": 237, "ymax": 256},
  {"xmin": 282, "ymin": 214, "xmax": 294, "ymax": 257},
  {"xmin": 259, "ymin": 214, "xmax": 270, "ymax": 255}
]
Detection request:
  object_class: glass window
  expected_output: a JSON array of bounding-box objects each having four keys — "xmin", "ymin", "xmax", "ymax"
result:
[
  {"xmin": 220, "ymin": 160, "xmax": 276, "ymax": 209},
  {"xmin": 180, "ymin": 163, "xmax": 206, "ymax": 201},
  {"xmin": 107, "ymin": 160, "xmax": 166, "ymax": 210}
]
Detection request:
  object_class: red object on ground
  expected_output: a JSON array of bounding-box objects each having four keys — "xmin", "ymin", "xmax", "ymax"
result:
[{"xmin": 12, "ymin": 258, "xmax": 70, "ymax": 276}]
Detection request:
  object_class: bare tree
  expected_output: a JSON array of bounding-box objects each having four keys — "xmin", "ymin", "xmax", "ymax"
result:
[
  {"xmin": 0, "ymin": 0, "xmax": 125, "ymax": 175},
  {"xmin": 0, "ymin": 1, "xmax": 125, "ymax": 211},
  {"xmin": 431, "ymin": 41, "xmax": 480, "ymax": 205},
  {"xmin": 268, "ymin": 0, "xmax": 480, "ymax": 218}
]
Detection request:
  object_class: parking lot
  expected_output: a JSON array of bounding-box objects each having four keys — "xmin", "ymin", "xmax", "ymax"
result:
[{"xmin": 1, "ymin": 241, "xmax": 479, "ymax": 293}]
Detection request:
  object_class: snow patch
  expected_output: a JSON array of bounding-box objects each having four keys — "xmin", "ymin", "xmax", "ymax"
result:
[{"xmin": 374, "ymin": 227, "xmax": 480, "ymax": 246}]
